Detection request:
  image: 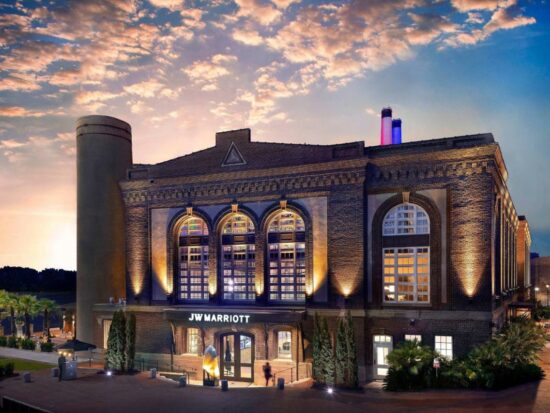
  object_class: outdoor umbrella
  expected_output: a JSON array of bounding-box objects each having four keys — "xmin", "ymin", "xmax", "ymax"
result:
[{"xmin": 55, "ymin": 339, "xmax": 97, "ymax": 352}]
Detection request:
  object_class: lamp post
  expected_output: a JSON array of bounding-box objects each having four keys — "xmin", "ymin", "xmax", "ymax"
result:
[
  {"xmin": 546, "ymin": 284, "xmax": 549, "ymax": 307},
  {"xmin": 535, "ymin": 287, "xmax": 540, "ymax": 304}
]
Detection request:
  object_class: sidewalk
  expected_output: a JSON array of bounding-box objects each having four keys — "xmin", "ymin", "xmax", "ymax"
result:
[{"xmin": 0, "ymin": 347, "xmax": 57, "ymax": 364}]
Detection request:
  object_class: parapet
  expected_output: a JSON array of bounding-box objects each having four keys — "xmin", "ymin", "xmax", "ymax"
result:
[{"xmin": 76, "ymin": 115, "xmax": 132, "ymax": 141}]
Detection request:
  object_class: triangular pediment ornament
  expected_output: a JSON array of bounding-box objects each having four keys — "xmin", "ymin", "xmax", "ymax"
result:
[{"xmin": 222, "ymin": 142, "xmax": 246, "ymax": 167}]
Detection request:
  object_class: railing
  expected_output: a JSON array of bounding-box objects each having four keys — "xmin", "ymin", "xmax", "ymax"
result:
[
  {"xmin": 134, "ymin": 358, "xmax": 198, "ymax": 379},
  {"xmin": 272, "ymin": 363, "xmax": 312, "ymax": 385}
]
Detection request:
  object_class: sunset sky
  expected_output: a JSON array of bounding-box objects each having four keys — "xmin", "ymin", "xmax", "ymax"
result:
[{"xmin": 0, "ymin": 0, "xmax": 548, "ymax": 270}]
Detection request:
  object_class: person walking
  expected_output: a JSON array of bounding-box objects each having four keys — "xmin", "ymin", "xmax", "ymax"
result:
[
  {"xmin": 58, "ymin": 353, "xmax": 66, "ymax": 382},
  {"xmin": 262, "ymin": 362, "xmax": 272, "ymax": 387}
]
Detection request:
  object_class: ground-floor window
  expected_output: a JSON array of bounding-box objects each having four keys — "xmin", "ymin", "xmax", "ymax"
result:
[
  {"xmin": 187, "ymin": 328, "xmax": 201, "ymax": 354},
  {"xmin": 404, "ymin": 334, "xmax": 422, "ymax": 343},
  {"xmin": 435, "ymin": 335, "xmax": 453, "ymax": 359},
  {"xmin": 277, "ymin": 331, "xmax": 292, "ymax": 359},
  {"xmin": 103, "ymin": 319, "xmax": 112, "ymax": 349}
]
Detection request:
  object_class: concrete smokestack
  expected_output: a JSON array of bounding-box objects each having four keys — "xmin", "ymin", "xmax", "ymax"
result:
[
  {"xmin": 76, "ymin": 115, "xmax": 132, "ymax": 344},
  {"xmin": 380, "ymin": 107, "xmax": 392, "ymax": 145},
  {"xmin": 392, "ymin": 118, "xmax": 402, "ymax": 144}
]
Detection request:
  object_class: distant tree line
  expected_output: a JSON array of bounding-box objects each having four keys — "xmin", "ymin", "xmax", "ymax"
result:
[{"xmin": 0, "ymin": 266, "xmax": 76, "ymax": 292}]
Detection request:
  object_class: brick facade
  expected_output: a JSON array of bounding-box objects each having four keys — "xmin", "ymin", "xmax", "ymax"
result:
[{"xmin": 88, "ymin": 128, "xmax": 528, "ymax": 382}]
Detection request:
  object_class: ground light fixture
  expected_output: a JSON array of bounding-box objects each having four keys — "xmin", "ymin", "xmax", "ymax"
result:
[
  {"xmin": 327, "ymin": 387, "xmax": 334, "ymax": 395},
  {"xmin": 106, "ymin": 371, "xmax": 112, "ymax": 377}
]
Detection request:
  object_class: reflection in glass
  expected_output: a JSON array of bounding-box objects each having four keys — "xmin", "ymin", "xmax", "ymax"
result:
[{"xmin": 277, "ymin": 331, "xmax": 292, "ymax": 359}]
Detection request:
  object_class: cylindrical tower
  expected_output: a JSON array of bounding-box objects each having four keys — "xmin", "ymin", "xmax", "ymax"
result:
[
  {"xmin": 76, "ymin": 115, "xmax": 132, "ymax": 344},
  {"xmin": 380, "ymin": 107, "xmax": 392, "ymax": 145},
  {"xmin": 392, "ymin": 118, "xmax": 402, "ymax": 144}
]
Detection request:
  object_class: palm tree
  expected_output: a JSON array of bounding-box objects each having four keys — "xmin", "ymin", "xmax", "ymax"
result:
[
  {"xmin": 15, "ymin": 294, "xmax": 40, "ymax": 339},
  {"xmin": 0, "ymin": 290, "xmax": 19, "ymax": 338},
  {"xmin": 38, "ymin": 298, "xmax": 58, "ymax": 342}
]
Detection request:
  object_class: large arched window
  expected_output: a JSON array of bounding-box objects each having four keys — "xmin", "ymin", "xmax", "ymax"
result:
[
  {"xmin": 382, "ymin": 203, "xmax": 430, "ymax": 303},
  {"xmin": 383, "ymin": 203, "xmax": 429, "ymax": 235},
  {"xmin": 267, "ymin": 210, "xmax": 306, "ymax": 302},
  {"xmin": 177, "ymin": 216, "xmax": 209, "ymax": 301},
  {"xmin": 221, "ymin": 213, "xmax": 256, "ymax": 301}
]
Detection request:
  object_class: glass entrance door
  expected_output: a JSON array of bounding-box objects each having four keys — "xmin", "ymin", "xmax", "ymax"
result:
[
  {"xmin": 220, "ymin": 333, "xmax": 254, "ymax": 382},
  {"xmin": 373, "ymin": 335, "xmax": 393, "ymax": 379}
]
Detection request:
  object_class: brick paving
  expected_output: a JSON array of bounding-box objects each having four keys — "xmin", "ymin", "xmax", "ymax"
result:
[{"xmin": 0, "ymin": 345, "xmax": 549, "ymax": 413}]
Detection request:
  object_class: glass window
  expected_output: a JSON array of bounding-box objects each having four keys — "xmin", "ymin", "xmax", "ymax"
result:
[
  {"xmin": 435, "ymin": 336, "xmax": 453, "ymax": 359},
  {"xmin": 277, "ymin": 331, "xmax": 292, "ymax": 359},
  {"xmin": 383, "ymin": 203, "xmax": 430, "ymax": 236},
  {"xmin": 187, "ymin": 328, "xmax": 201, "ymax": 354},
  {"xmin": 221, "ymin": 213, "xmax": 256, "ymax": 301},
  {"xmin": 405, "ymin": 334, "xmax": 422, "ymax": 343},
  {"xmin": 178, "ymin": 216, "xmax": 209, "ymax": 301},
  {"xmin": 383, "ymin": 247, "xmax": 430, "ymax": 303},
  {"xmin": 268, "ymin": 210, "xmax": 306, "ymax": 302}
]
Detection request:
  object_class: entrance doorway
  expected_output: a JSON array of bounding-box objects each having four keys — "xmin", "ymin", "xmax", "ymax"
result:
[
  {"xmin": 373, "ymin": 335, "xmax": 393, "ymax": 379},
  {"xmin": 220, "ymin": 333, "xmax": 254, "ymax": 382}
]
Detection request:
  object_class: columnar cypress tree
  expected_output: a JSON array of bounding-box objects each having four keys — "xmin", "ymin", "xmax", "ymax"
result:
[
  {"xmin": 335, "ymin": 317, "xmax": 347, "ymax": 386},
  {"xmin": 126, "ymin": 313, "xmax": 136, "ymax": 372},
  {"xmin": 345, "ymin": 311, "xmax": 359, "ymax": 388},
  {"xmin": 319, "ymin": 317, "xmax": 335, "ymax": 386},
  {"xmin": 106, "ymin": 310, "xmax": 126, "ymax": 371},
  {"xmin": 312, "ymin": 312, "xmax": 323, "ymax": 383}
]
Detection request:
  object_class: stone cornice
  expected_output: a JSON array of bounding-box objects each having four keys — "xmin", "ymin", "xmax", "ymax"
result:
[
  {"xmin": 367, "ymin": 157, "xmax": 495, "ymax": 183},
  {"xmin": 122, "ymin": 164, "xmax": 366, "ymax": 206},
  {"xmin": 123, "ymin": 158, "xmax": 368, "ymax": 190}
]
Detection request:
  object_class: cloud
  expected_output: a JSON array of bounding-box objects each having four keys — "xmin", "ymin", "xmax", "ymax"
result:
[
  {"xmin": 0, "ymin": 139, "xmax": 27, "ymax": 149},
  {"xmin": 444, "ymin": 1, "xmax": 535, "ymax": 47},
  {"xmin": 75, "ymin": 90, "xmax": 119, "ymax": 105},
  {"xmin": 123, "ymin": 79, "xmax": 166, "ymax": 98},
  {"xmin": 232, "ymin": 28, "xmax": 264, "ymax": 46},
  {"xmin": 148, "ymin": 0, "xmax": 184, "ymax": 10},
  {"xmin": 272, "ymin": 0, "xmax": 301, "ymax": 9},
  {"xmin": 183, "ymin": 54, "xmax": 237, "ymax": 90},
  {"xmin": 0, "ymin": 107, "xmax": 48, "ymax": 118},
  {"xmin": 0, "ymin": 74, "xmax": 42, "ymax": 92},
  {"xmin": 451, "ymin": 0, "xmax": 499, "ymax": 12},
  {"xmin": 484, "ymin": 6, "xmax": 536, "ymax": 34},
  {"xmin": 235, "ymin": 0, "xmax": 282, "ymax": 26},
  {"xmin": 466, "ymin": 12, "xmax": 484, "ymax": 24}
]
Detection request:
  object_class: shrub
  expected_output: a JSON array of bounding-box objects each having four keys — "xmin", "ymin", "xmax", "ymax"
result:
[
  {"xmin": 7, "ymin": 336, "xmax": 17, "ymax": 348},
  {"xmin": 0, "ymin": 336, "xmax": 7, "ymax": 347},
  {"xmin": 383, "ymin": 340, "xmax": 437, "ymax": 391},
  {"xmin": 312, "ymin": 313, "xmax": 334, "ymax": 387},
  {"xmin": 126, "ymin": 313, "xmax": 136, "ymax": 371},
  {"xmin": 3, "ymin": 362, "xmax": 14, "ymax": 376},
  {"xmin": 384, "ymin": 318, "xmax": 548, "ymax": 392},
  {"xmin": 19, "ymin": 338, "xmax": 36, "ymax": 350},
  {"xmin": 335, "ymin": 312, "xmax": 359, "ymax": 388},
  {"xmin": 105, "ymin": 310, "xmax": 126, "ymax": 371},
  {"xmin": 40, "ymin": 341, "xmax": 54, "ymax": 352}
]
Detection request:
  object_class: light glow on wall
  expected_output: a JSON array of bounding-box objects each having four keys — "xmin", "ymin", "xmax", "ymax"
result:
[{"xmin": 454, "ymin": 223, "xmax": 486, "ymax": 298}]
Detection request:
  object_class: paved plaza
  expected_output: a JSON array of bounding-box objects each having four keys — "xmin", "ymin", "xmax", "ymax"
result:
[{"xmin": 0, "ymin": 345, "xmax": 549, "ymax": 413}]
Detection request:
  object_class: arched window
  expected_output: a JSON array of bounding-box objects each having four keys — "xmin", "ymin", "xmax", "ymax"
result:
[
  {"xmin": 177, "ymin": 216, "xmax": 209, "ymax": 301},
  {"xmin": 221, "ymin": 213, "xmax": 256, "ymax": 301},
  {"xmin": 383, "ymin": 203, "xmax": 429, "ymax": 235},
  {"xmin": 267, "ymin": 210, "xmax": 306, "ymax": 302},
  {"xmin": 382, "ymin": 203, "xmax": 430, "ymax": 303}
]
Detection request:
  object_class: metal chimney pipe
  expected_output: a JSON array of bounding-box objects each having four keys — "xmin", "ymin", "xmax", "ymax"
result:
[
  {"xmin": 392, "ymin": 118, "xmax": 402, "ymax": 144},
  {"xmin": 380, "ymin": 107, "xmax": 392, "ymax": 145}
]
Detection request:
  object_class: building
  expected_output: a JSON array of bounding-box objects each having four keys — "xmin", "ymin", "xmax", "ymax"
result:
[
  {"xmin": 531, "ymin": 253, "xmax": 550, "ymax": 306},
  {"xmin": 75, "ymin": 111, "xmax": 531, "ymax": 383}
]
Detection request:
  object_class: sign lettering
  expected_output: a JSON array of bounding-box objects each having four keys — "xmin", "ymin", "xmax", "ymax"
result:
[{"xmin": 188, "ymin": 313, "xmax": 251, "ymax": 323}]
